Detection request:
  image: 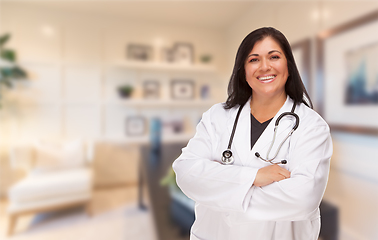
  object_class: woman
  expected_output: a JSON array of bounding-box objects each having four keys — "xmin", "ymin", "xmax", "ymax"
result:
[{"xmin": 172, "ymin": 27, "xmax": 333, "ymax": 240}]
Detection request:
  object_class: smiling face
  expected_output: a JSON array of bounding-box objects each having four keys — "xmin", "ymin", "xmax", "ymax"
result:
[{"xmin": 244, "ymin": 36, "xmax": 289, "ymax": 100}]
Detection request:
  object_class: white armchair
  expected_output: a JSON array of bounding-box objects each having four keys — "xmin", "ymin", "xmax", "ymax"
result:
[{"xmin": 7, "ymin": 139, "xmax": 93, "ymax": 235}]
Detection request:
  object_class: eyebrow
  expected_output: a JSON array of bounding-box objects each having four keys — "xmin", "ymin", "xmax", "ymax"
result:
[{"xmin": 247, "ymin": 50, "xmax": 283, "ymax": 58}]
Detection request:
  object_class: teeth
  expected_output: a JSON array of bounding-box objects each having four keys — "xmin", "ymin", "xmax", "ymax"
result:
[{"xmin": 258, "ymin": 75, "xmax": 275, "ymax": 81}]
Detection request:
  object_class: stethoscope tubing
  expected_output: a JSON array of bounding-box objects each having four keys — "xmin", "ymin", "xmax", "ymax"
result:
[
  {"xmin": 221, "ymin": 105, "xmax": 244, "ymax": 165},
  {"xmin": 221, "ymin": 101, "xmax": 299, "ymax": 165},
  {"xmin": 256, "ymin": 128, "xmax": 295, "ymax": 164}
]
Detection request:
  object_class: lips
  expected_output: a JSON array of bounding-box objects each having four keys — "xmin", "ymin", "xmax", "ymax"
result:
[{"xmin": 257, "ymin": 75, "xmax": 276, "ymax": 83}]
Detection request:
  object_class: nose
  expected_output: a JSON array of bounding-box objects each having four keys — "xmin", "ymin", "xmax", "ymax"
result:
[{"xmin": 260, "ymin": 59, "xmax": 271, "ymax": 71}]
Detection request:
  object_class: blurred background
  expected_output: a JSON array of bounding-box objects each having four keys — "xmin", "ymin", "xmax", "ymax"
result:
[{"xmin": 0, "ymin": 0, "xmax": 377, "ymax": 240}]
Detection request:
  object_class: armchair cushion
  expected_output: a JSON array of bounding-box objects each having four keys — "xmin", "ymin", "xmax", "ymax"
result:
[
  {"xmin": 8, "ymin": 168, "xmax": 92, "ymax": 204},
  {"xmin": 32, "ymin": 139, "xmax": 86, "ymax": 174}
]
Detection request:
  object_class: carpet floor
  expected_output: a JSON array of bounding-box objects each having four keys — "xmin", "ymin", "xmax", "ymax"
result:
[
  {"xmin": 3, "ymin": 204, "xmax": 156, "ymax": 240},
  {"xmin": 0, "ymin": 186, "xmax": 158, "ymax": 240}
]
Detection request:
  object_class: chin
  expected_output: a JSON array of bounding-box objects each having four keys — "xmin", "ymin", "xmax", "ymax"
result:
[{"xmin": 258, "ymin": 89, "xmax": 285, "ymax": 98}]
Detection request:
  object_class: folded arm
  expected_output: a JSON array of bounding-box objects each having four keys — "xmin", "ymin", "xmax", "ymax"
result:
[
  {"xmin": 242, "ymin": 124, "xmax": 333, "ymax": 221},
  {"xmin": 173, "ymin": 108, "xmax": 258, "ymax": 212}
]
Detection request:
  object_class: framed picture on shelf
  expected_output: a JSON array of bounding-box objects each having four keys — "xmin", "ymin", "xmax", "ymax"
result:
[
  {"xmin": 161, "ymin": 47, "xmax": 175, "ymax": 63},
  {"xmin": 127, "ymin": 44, "xmax": 153, "ymax": 61},
  {"xmin": 143, "ymin": 80, "xmax": 160, "ymax": 99},
  {"xmin": 173, "ymin": 43, "xmax": 194, "ymax": 65},
  {"xmin": 162, "ymin": 116, "xmax": 184, "ymax": 135},
  {"xmin": 317, "ymin": 10, "xmax": 378, "ymax": 135},
  {"xmin": 126, "ymin": 116, "xmax": 146, "ymax": 136},
  {"xmin": 171, "ymin": 80, "xmax": 195, "ymax": 100}
]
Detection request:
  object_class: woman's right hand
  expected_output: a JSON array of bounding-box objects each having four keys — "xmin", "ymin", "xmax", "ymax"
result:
[{"xmin": 253, "ymin": 164, "xmax": 291, "ymax": 187}]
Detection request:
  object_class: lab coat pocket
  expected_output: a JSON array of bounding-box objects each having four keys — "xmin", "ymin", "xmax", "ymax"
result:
[
  {"xmin": 192, "ymin": 204, "xmax": 229, "ymax": 240},
  {"xmin": 291, "ymin": 218, "xmax": 321, "ymax": 240}
]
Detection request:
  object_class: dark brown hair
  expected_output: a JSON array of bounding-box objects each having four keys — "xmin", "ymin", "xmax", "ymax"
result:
[{"xmin": 223, "ymin": 27, "xmax": 312, "ymax": 109}]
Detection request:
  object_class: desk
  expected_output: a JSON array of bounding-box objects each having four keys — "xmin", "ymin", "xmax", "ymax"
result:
[{"xmin": 139, "ymin": 143, "xmax": 190, "ymax": 240}]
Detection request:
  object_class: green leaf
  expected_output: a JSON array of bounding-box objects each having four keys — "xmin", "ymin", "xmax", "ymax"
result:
[
  {"xmin": 0, "ymin": 66, "xmax": 27, "ymax": 79},
  {"xmin": 11, "ymin": 66, "xmax": 27, "ymax": 78},
  {"xmin": 0, "ymin": 33, "xmax": 10, "ymax": 46},
  {"xmin": 160, "ymin": 167, "xmax": 177, "ymax": 187},
  {"xmin": 1, "ymin": 68, "xmax": 12, "ymax": 77},
  {"xmin": 0, "ymin": 49, "xmax": 16, "ymax": 62},
  {"xmin": 0, "ymin": 77, "xmax": 13, "ymax": 88}
]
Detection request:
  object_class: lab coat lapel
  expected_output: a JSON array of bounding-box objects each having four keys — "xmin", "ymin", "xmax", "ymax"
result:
[
  {"xmin": 251, "ymin": 96, "xmax": 296, "ymax": 156},
  {"xmin": 226, "ymin": 100, "xmax": 251, "ymax": 166}
]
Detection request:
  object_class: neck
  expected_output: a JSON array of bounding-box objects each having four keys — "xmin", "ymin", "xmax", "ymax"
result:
[{"xmin": 250, "ymin": 92, "xmax": 287, "ymax": 122}]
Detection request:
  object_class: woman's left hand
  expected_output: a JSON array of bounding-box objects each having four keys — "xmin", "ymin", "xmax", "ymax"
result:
[{"xmin": 253, "ymin": 164, "xmax": 291, "ymax": 187}]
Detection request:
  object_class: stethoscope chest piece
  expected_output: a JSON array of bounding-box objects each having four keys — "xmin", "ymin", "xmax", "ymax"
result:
[
  {"xmin": 221, "ymin": 101, "xmax": 299, "ymax": 166},
  {"xmin": 221, "ymin": 149, "xmax": 234, "ymax": 165}
]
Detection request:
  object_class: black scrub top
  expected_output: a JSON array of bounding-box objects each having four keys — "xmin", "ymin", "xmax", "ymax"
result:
[{"xmin": 251, "ymin": 114, "xmax": 273, "ymax": 150}]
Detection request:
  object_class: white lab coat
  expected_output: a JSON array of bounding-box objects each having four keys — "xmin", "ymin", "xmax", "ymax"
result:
[{"xmin": 172, "ymin": 96, "xmax": 333, "ymax": 240}]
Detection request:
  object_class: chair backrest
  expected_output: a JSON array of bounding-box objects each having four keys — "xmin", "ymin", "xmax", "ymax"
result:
[
  {"xmin": 10, "ymin": 139, "xmax": 94, "ymax": 175},
  {"xmin": 9, "ymin": 144, "xmax": 35, "ymax": 172}
]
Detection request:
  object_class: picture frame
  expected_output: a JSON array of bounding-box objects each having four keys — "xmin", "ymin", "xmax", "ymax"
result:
[
  {"xmin": 317, "ymin": 10, "xmax": 378, "ymax": 135},
  {"xmin": 173, "ymin": 43, "xmax": 194, "ymax": 65},
  {"xmin": 161, "ymin": 47, "xmax": 175, "ymax": 63},
  {"xmin": 291, "ymin": 39, "xmax": 311, "ymax": 96},
  {"xmin": 127, "ymin": 44, "xmax": 153, "ymax": 61},
  {"xmin": 143, "ymin": 80, "xmax": 160, "ymax": 99},
  {"xmin": 162, "ymin": 116, "xmax": 184, "ymax": 135},
  {"xmin": 126, "ymin": 116, "xmax": 146, "ymax": 136},
  {"xmin": 171, "ymin": 80, "xmax": 195, "ymax": 100}
]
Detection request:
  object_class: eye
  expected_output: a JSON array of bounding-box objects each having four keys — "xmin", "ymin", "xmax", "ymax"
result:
[
  {"xmin": 271, "ymin": 55, "xmax": 280, "ymax": 60},
  {"xmin": 249, "ymin": 58, "xmax": 258, "ymax": 63}
]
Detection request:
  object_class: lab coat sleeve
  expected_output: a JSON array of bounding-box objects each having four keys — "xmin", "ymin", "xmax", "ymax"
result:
[
  {"xmin": 172, "ymin": 106, "xmax": 258, "ymax": 213},
  {"xmin": 244, "ymin": 123, "xmax": 333, "ymax": 221}
]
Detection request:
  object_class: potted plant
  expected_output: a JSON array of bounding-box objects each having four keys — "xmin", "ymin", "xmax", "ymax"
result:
[
  {"xmin": 160, "ymin": 167, "xmax": 195, "ymax": 212},
  {"xmin": 160, "ymin": 167, "xmax": 179, "ymax": 191},
  {"xmin": 160, "ymin": 167, "xmax": 195, "ymax": 232},
  {"xmin": 200, "ymin": 54, "xmax": 212, "ymax": 64},
  {"xmin": 0, "ymin": 33, "xmax": 28, "ymax": 107},
  {"xmin": 117, "ymin": 84, "xmax": 134, "ymax": 98}
]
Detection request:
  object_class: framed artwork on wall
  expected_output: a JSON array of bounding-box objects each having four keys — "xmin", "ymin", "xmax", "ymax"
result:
[
  {"xmin": 317, "ymin": 10, "xmax": 378, "ymax": 135},
  {"xmin": 171, "ymin": 80, "xmax": 195, "ymax": 100}
]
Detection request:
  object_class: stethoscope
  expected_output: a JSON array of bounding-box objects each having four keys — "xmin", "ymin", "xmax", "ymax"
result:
[{"xmin": 221, "ymin": 102, "xmax": 299, "ymax": 165}]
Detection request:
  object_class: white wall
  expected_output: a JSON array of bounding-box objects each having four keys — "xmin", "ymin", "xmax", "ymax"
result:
[
  {"xmin": 0, "ymin": 3, "xmax": 228, "ymax": 143},
  {"xmin": 0, "ymin": 2, "xmax": 229, "ymax": 197},
  {"xmin": 326, "ymin": 132, "xmax": 378, "ymax": 240},
  {"xmin": 226, "ymin": 2, "xmax": 378, "ymax": 240}
]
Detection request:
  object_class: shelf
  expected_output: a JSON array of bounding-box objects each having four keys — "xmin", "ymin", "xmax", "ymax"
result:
[
  {"xmin": 112, "ymin": 99, "xmax": 216, "ymax": 108},
  {"xmin": 17, "ymin": 99, "xmax": 216, "ymax": 108},
  {"xmin": 111, "ymin": 61, "xmax": 217, "ymax": 73},
  {"xmin": 104, "ymin": 133, "xmax": 194, "ymax": 144},
  {"xmin": 19, "ymin": 60, "xmax": 216, "ymax": 73}
]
